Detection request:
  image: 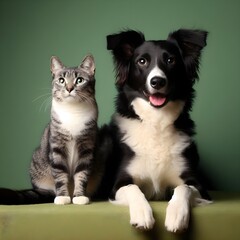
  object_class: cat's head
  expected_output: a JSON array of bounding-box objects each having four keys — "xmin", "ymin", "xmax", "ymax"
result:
[{"xmin": 50, "ymin": 55, "xmax": 96, "ymax": 104}]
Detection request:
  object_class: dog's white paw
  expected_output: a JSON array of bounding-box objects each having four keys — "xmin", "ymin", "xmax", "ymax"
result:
[
  {"xmin": 114, "ymin": 184, "xmax": 155, "ymax": 230},
  {"xmin": 165, "ymin": 199, "xmax": 190, "ymax": 233},
  {"xmin": 130, "ymin": 200, "xmax": 155, "ymax": 230},
  {"xmin": 54, "ymin": 196, "xmax": 71, "ymax": 205},
  {"xmin": 72, "ymin": 196, "xmax": 90, "ymax": 205}
]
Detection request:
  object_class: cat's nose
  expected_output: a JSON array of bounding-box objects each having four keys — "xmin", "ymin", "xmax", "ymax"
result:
[{"xmin": 66, "ymin": 86, "xmax": 74, "ymax": 93}]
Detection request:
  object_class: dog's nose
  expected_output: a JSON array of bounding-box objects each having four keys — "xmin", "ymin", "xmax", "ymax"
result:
[{"xmin": 150, "ymin": 77, "xmax": 167, "ymax": 90}]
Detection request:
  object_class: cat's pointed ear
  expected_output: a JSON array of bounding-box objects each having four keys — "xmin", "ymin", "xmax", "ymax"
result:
[
  {"xmin": 51, "ymin": 56, "xmax": 65, "ymax": 74},
  {"xmin": 80, "ymin": 55, "xmax": 95, "ymax": 76}
]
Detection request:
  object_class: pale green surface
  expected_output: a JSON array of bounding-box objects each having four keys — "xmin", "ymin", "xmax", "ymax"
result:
[
  {"xmin": 0, "ymin": 0, "xmax": 240, "ymax": 191},
  {"xmin": 0, "ymin": 192, "xmax": 240, "ymax": 240}
]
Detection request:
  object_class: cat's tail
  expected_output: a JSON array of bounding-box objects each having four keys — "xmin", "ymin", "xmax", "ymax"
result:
[{"xmin": 0, "ymin": 188, "xmax": 55, "ymax": 205}]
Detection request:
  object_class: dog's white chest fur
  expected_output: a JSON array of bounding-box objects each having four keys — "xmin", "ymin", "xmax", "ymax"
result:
[{"xmin": 115, "ymin": 98, "xmax": 191, "ymax": 200}]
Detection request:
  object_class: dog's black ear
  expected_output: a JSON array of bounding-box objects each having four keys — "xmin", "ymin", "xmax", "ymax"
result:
[
  {"xmin": 107, "ymin": 30, "xmax": 145, "ymax": 85},
  {"xmin": 168, "ymin": 29, "xmax": 208, "ymax": 81}
]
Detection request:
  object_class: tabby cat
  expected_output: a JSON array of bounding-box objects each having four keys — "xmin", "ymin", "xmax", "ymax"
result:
[
  {"xmin": 32, "ymin": 55, "xmax": 98, "ymax": 205},
  {"xmin": 0, "ymin": 55, "xmax": 98, "ymax": 205}
]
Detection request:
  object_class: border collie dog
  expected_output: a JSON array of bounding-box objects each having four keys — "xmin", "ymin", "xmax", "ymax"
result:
[{"xmin": 96, "ymin": 29, "xmax": 211, "ymax": 232}]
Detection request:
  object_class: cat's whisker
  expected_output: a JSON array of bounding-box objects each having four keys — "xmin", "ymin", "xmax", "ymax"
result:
[
  {"xmin": 39, "ymin": 96, "xmax": 52, "ymax": 112},
  {"xmin": 44, "ymin": 97, "xmax": 52, "ymax": 112},
  {"xmin": 78, "ymin": 92, "xmax": 95, "ymax": 106},
  {"xmin": 32, "ymin": 92, "xmax": 51, "ymax": 102}
]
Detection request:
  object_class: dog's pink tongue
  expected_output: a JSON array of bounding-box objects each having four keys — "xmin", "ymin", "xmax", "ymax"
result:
[{"xmin": 149, "ymin": 94, "xmax": 166, "ymax": 107}]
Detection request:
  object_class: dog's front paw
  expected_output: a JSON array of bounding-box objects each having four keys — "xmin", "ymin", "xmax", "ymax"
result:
[
  {"xmin": 165, "ymin": 199, "xmax": 190, "ymax": 233},
  {"xmin": 130, "ymin": 200, "xmax": 155, "ymax": 230}
]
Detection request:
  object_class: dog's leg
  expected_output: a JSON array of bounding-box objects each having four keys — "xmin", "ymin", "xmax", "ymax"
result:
[
  {"xmin": 114, "ymin": 184, "xmax": 155, "ymax": 230},
  {"xmin": 164, "ymin": 184, "xmax": 192, "ymax": 233},
  {"xmin": 165, "ymin": 184, "xmax": 212, "ymax": 232}
]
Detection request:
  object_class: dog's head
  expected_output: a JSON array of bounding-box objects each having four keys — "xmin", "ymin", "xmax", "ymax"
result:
[{"xmin": 107, "ymin": 29, "xmax": 208, "ymax": 108}]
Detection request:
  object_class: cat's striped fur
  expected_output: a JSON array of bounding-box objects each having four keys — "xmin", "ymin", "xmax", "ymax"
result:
[{"xmin": 0, "ymin": 55, "xmax": 98, "ymax": 205}]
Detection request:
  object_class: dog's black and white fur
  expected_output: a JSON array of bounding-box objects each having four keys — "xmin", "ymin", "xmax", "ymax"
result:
[{"xmin": 93, "ymin": 29, "xmax": 211, "ymax": 232}]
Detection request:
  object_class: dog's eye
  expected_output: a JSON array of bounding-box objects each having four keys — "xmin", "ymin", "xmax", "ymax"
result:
[
  {"xmin": 137, "ymin": 58, "xmax": 147, "ymax": 66},
  {"xmin": 166, "ymin": 57, "xmax": 175, "ymax": 65}
]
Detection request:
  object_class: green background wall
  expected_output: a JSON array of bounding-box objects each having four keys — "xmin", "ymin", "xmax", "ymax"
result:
[{"xmin": 0, "ymin": 0, "xmax": 239, "ymax": 191}]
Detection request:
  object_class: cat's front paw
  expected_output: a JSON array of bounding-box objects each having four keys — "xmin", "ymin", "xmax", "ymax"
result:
[
  {"xmin": 72, "ymin": 196, "xmax": 90, "ymax": 205},
  {"xmin": 54, "ymin": 196, "xmax": 71, "ymax": 205}
]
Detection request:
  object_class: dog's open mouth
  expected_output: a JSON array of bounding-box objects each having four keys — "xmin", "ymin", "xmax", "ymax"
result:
[
  {"xmin": 149, "ymin": 93, "xmax": 167, "ymax": 107},
  {"xmin": 144, "ymin": 91, "xmax": 168, "ymax": 108}
]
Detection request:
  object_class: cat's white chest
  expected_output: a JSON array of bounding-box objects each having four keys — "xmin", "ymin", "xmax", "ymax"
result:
[
  {"xmin": 57, "ymin": 110, "xmax": 85, "ymax": 136},
  {"xmin": 51, "ymin": 99, "xmax": 96, "ymax": 137}
]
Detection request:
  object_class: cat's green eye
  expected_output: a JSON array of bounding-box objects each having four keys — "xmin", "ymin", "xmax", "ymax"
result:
[
  {"xmin": 58, "ymin": 78, "xmax": 65, "ymax": 84},
  {"xmin": 76, "ymin": 77, "xmax": 85, "ymax": 85}
]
